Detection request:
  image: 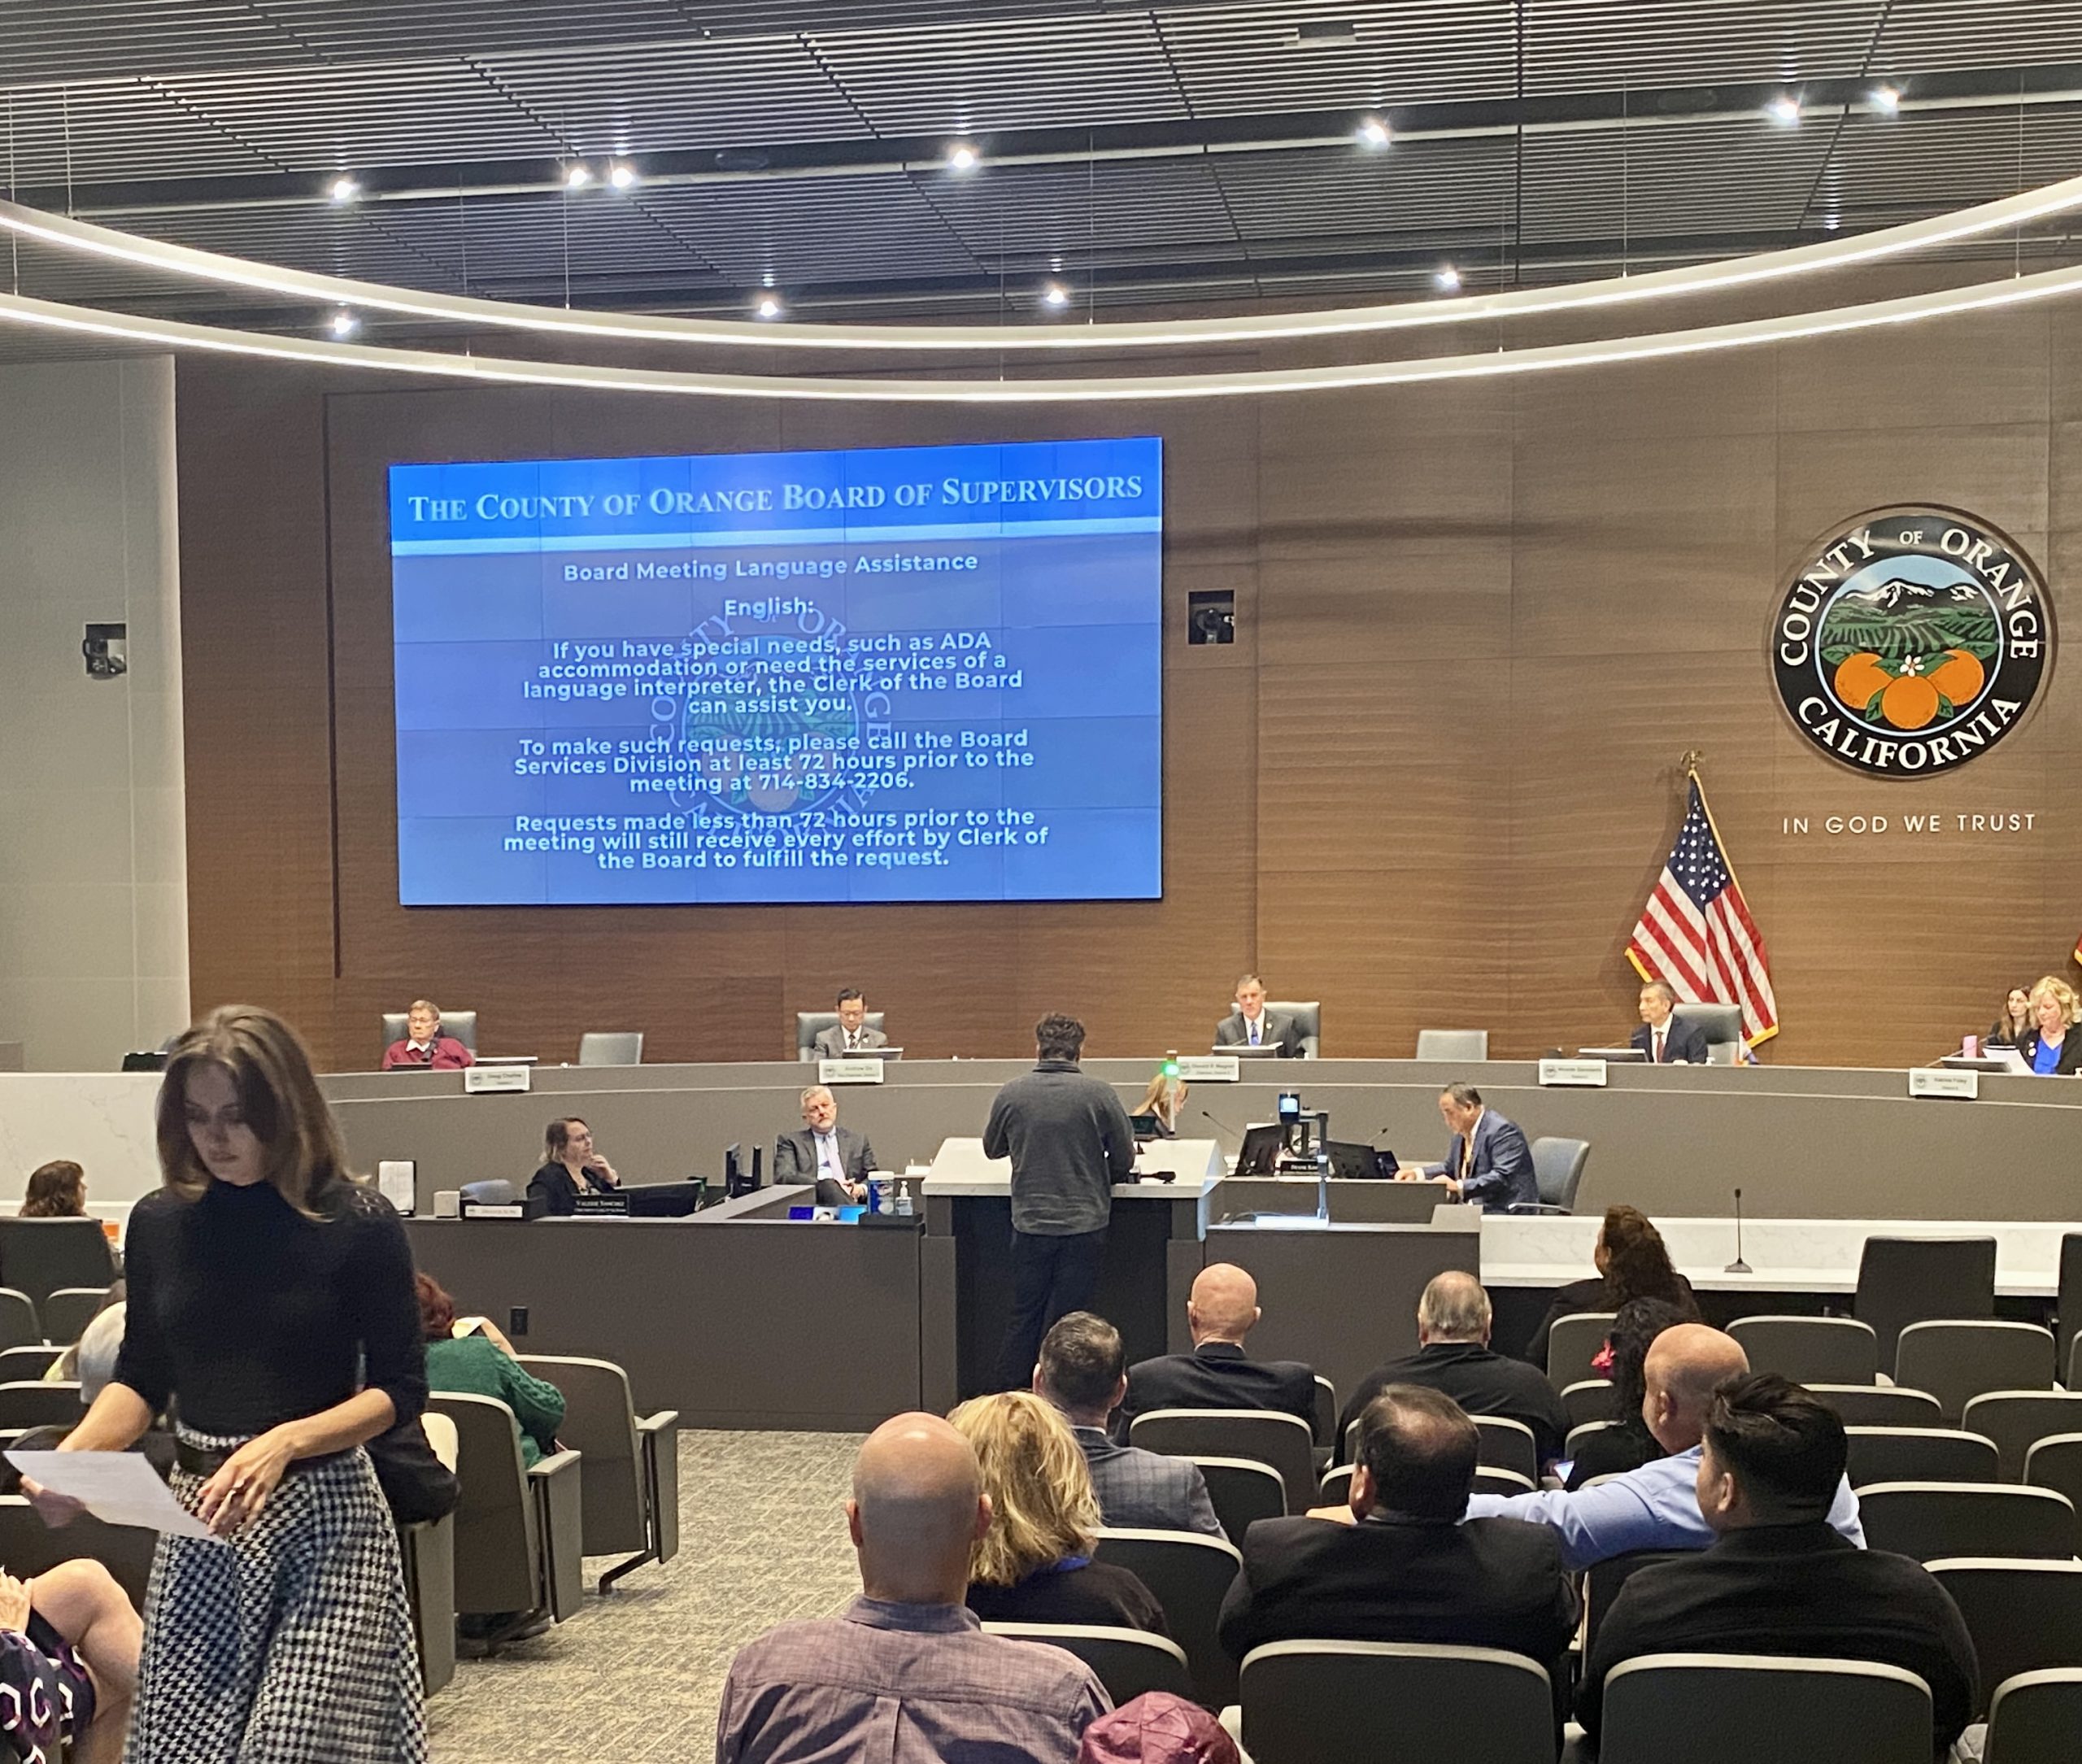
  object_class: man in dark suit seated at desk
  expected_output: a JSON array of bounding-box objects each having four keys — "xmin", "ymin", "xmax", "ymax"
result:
[
  {"xmin": 1213, "ymin": 973, "xmax": 1305, "ymax": 1059},
  {"xmin": 811, "ymin": 987, "xmax": 888, "ymax": 1060},
  {"xmin": 1217, "ymin": 1384, "xmax": 1577, "ymax": 1666},
  {"xmin": 1393, "ymin": 1082, "xmax": 1538, "ymax": 1212},
  {"xmin": 773, "ymin": 1085, "xmax": 878, "ymax": 1204},
  {"xmin": 1120, "ymin": 1263, "xmax": 1318, "ymax": 1431},
  {"xmin": 1630, "ymin": 979, "xmax": 1710, "ymax": 1065}
]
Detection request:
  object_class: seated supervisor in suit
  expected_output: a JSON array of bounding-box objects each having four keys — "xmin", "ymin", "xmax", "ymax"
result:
[
  {"xmin": 1339, "ymin": 1272, "xmax": 1569, "ymax": 1468},
  {"xmin": 1213, "ymin": 973, "xmax": 1305, "ymax": 1058},
  {"xmin": 1120, "ymin": 1263, "xmax": 1318, "ymax": 1432},
  {"xmin": 525, "ymin": 1116, "xmax": 621, "ymax": 1217},
  {"xmin": 1577, "ymin": 1373, "xmax": 1977, "ymax": 1758},
  {"xmin": 773, "ymin": 1085, "xmax": 878, "ymax": 1204},
  {"xmin": 1630, "ymin": 979, "xmax": 1710, "ymax": 1065},
  {"xmin": 1393, "ymin": 1082, "xmax": 1538, "ymax": 1212},
  {"xmin": 811, "ymin": 987, "xmax": 887, "ymax": 1060},
  {"xmin": 380, "ymin": 998, "xmax": 474, "ymax": 1071},
  {"xmin": 1218, "ymin": 1384, "xmax": 1577, "ymax": 1666},
  {"xmin": 2018, "ymin": 973, "xmax": 2082, "ymax": 1074},
  {"xmin": 1035, "ymin": 1312, "xmax": 1223, "ymax": 1538},
  {"xmin": 1464, "ymin": 1324, "xmax": 1864, "ymax": 1570}
]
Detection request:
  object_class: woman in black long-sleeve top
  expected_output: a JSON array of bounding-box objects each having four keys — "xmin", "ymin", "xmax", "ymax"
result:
[
  {"xmin": 1522, "ymin": 1205, "xmax": 1700, "ymax": 1372},
  {"xmin": 24, "ymin": 1005, "xmax": 428, "ymax": 1762}
]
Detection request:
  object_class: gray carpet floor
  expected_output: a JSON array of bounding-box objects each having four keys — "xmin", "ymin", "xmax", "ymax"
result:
[{"xmin": 428, "ymin": 1429, "xmax": 867, "ymax": 1762}]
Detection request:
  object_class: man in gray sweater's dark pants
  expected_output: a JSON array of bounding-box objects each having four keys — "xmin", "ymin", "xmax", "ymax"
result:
[{"xmin": 983, "ymin": 1013, "xmax": 1138, "ymax": 1392}]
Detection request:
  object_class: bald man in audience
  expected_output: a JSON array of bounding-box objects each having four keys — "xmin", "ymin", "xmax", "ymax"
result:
[
  {"xmin": 1460, "ymin": 1324, "xmax": 1866, "ymax": 1570},
  {"xmin": 1117, "ymin": 1264, "xmax": 1318, "ymax": 1433},
  {"xmin": 715, "ymin": 1412, "xmax": 1109, "ymax": 1764}
]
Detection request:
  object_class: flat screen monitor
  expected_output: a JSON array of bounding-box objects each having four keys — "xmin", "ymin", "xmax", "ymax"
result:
[
  {"xmin": 1216, "ymin": 1043, "xmax": 1284, "ymax": 1059},
  {"xmin": 1324, "ymin": 1140, "xmax": 1395, "ymax": 1180},
  {"xmin": 1233, "ymin": 1124, "xmax": 1283, "ymax": 1178},
  {"xmin": 390, "ymin": 438, "xmax": 1162, "ymax": 905}
]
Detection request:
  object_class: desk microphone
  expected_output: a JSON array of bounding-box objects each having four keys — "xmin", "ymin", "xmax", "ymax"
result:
[
  {"xmin": 1725, "ymin": 1187, "xmax": 1752, "ymax": 1275},
  {"xmin": 1200, "ymin": 1107, "xmax": 1243, "ymax": 1141}
]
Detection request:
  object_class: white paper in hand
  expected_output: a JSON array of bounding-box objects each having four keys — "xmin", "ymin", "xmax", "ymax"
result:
[{"xmin": 6, "ymin": 1450, "xmax": 220, "ymax": 1540}]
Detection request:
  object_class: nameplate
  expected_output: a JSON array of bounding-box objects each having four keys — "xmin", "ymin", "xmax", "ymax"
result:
[
  {"xmin": 1910, "ymin": 1066, "xmax": 1979, "ymax": 1100},
  {"xmin": 460, "ymin": 1200, "xmax": 526, "ymax": 1218},
  {"xmin": 464, "ymin": 1065, "xmax": 531, "ymax": 1094},
  {"xmin": 572, "ymin": 1193, "xmax": 630, "ymax": 1216},
  {"xmin": 818, "ymin": 1057, "xmax": 886, "ymax": 1085},
  {"xmin": 1539, "ymin": 1058, "xmax": 1608, "ymax": 1088},
  {"xmin": 1174, "ymin": 1056, "xmax": 1240, "ymax": 1082}
]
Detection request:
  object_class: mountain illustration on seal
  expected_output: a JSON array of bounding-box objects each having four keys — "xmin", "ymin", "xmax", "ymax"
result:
[{"xmin": 1819, "ymin": 576, "xmax": 1997, "ymax": 730}]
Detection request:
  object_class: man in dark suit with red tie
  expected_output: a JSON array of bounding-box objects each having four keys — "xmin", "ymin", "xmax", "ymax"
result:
[
  {"xmin": 381, "ymin": 999, "xmax": 474, "ymax": 1070},
  {"xmin": 1630, "ymin": 980, "xmax": 1710, "ymax": 1065}
]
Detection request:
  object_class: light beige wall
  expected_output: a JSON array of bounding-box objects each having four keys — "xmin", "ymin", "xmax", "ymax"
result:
[{"xmin": 0, "ymin": 356, "xmax": 189, "ymax": 1070}]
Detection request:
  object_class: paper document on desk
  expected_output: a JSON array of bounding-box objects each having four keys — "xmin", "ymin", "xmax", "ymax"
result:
[{"xmin": 4, "ymin": 1450, "xmax": 220, "ymax": 1540}]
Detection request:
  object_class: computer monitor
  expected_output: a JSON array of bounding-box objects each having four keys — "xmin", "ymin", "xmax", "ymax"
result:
[
  {"xmin": 1234, "ymin": 1123, "xmax": 1283, "ymax": 1177},
  {"xmin": 627, "ymin": 1180, "xmax": 706, "ymax": 1218},
  {"xmin": 724, "ymin": 1142, "xmax": 753, "ymax": 1199},
  {"xmin": 1324, "ymin": 1140, "xmax": 1395, "ymax": 1180},
  {"xmin": 1214, "ymin": 1043, "xmax": 1283, "ymax": 1059}
]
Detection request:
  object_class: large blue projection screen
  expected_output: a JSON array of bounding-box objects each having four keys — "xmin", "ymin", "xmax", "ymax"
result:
[{"xmin": 390, "ymin": 438, "xmax": 1162, "ymax": 905}]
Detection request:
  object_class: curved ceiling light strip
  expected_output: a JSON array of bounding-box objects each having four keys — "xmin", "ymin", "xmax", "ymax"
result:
[
  {"xmin": 5, "ymin": 261, "xmax": 2081, "ymax": 401},
  {"xmin": 4, "ymin": 171, "xmax": 2082, "ymax": 353}
]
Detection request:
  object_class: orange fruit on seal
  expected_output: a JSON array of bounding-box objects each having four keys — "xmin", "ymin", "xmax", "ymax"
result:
[
  {"xmin": 1926, "ymin": 647, "xmax": 1985, "ymax": 705},
  {"xmin": 1880, "ymin": 674, "xmax": 1940, "ymax": 730},
  {"xmin": 1833, "ymin": 651, "xmax": 1891, "ymax": 711}
]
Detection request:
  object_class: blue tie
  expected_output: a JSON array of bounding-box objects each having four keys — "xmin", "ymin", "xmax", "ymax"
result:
[{"xmin": 1249, "ymin": 1019, "xmax": 1260, "ymax": 1047}]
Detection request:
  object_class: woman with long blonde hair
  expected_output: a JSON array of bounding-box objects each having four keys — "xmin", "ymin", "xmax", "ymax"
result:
[
  {"xmin": 2019, "ymin": 975, "xmax": 2082, "ymax": 1076},
  {"xmin": 948, "ymin": 1391, "xmax": 1168, "ymax": 1633}
]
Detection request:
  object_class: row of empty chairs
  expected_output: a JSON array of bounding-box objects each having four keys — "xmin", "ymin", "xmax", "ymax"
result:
[{"xmin": 0, "ymin": 1285, "xmax": 113, "ymax": 1357}]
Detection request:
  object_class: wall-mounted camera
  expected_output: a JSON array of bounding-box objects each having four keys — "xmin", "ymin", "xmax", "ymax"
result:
[
  {"xmin": 81, "ymin": 623, "xmax": 127, "ymax": 680},
  {"xmin": 1187, "ymin": 590, "xmax": 1235, "ymax": 646}
]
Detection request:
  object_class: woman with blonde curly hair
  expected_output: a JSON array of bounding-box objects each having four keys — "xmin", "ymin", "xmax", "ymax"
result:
[
  {"xmin": 2019, "ymin": 975, "xmax": 2082, "ymax": 1076},
  {"xmin": 947, "ymin": 1390, "xmax": 1168, "ymax": 1634}
]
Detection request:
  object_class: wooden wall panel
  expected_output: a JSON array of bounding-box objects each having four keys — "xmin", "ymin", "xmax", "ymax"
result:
[{"xmin": 177, "ymin": 278, "xmax": 2082, "ymax": 1074}]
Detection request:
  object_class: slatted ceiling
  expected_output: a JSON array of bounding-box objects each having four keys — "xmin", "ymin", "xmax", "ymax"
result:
[
  {"xmin": 1805, "ymin": 108, "xmax": 2082, "ymax": 218},
  {"xmin": 1870, "ymin": 0, "xmax": 2082, "ymax": 75},
  {"xmin": 1520, "ymin": 119, "xmax": 1832, "ymax": 242},
  {"xmin": 366, "ymin": 192, "xmax": 722, "ymax": 285},
  {"xmin": 931, "ymin": 159, "xmax": 1238, "ymax": 257},
  {"xmin": 0, "ymin": 80, "xmax": 273, "ymax": 186},
  {"xmin": 1158, "ymin": 2, "xmax": 1518, "ymax": 114},
  {"xmin": 808, "ymin": 15, "xmax": 1184, "ymax": 136},
  {"xmin": 480, "ymin": 38, "xmax": 873, "ymax": 155},
  {"xmin": 634, "ymin": 175, "xmax": 981, "ymax": 283},
  {"xmin": 1217, "ymin": 138, "xmax": 1518, "ymax": 242},
  {"xmin": 0, "ymin": 4, "xmax": 298, "ymax": 85},
  {"xmin": 1520, "ymin": 1, "xmax": 1887, "ymax": 94},
  {"xmin": 115, "ymin": 205, "xmax": 471, "ymax": 286},
  {"xmin": 154, "ymin": 61, "xmax": 561, "ymax": 172}
]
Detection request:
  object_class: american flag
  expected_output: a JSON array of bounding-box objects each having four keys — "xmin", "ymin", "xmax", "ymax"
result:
[{"xmin": 1627, "ymin": 777, "xmax": 1779, "ymax": 1045}]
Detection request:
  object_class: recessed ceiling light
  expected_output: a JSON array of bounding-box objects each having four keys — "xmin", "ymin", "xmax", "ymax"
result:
[
  {"xmin": 1870, "ymin": 84, "xmax": 1901, "ymax": 114},
  {"xmin": 1041, "ymin": 282, "xmax": 1071, "ymax": 311},
  {"xmin": 1435, "ymin": 265, "xmax": 1461, "ymax": 292},
  {"xmin": 327, "ymin": 176, "xmax": 359, "ymax": 204},
  {"xmin": 946, "ymin": 142, "xmax": 980, "ymax": 172},
  {"xmin": 564, "ymin": 164, "xmax": 592, "ymax": 189},
  {"xmin": 329, "ymin": 309, "xmax": 359, "ymax": 338},
  {"xmin": 756, "ymin": 294, "xmax": 784, "ymax": 320},
  {"xmin": 1767, "ymin": 95, "xmax": 1801, "ymax": 127},
  {"xmin": 609, "ymin": 161, "xmax": 638, "ymax": 189},
  {"xmin": 1357, "ymin": 116, "xmax": 1391, "ymax": 149}
]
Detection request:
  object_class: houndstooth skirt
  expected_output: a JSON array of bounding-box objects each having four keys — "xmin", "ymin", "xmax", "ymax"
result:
[{"xmin": 125, "ymin": 1426, "xmax": 429, "ymax": 1764}]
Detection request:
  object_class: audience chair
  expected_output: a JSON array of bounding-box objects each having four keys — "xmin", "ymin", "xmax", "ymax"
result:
[
  {"xmin": 1984, "ymin": 1667, "xmax": 2082, "ymax": 1764},
  {"xmin": 0, "ymin": 1347, "xmax": 60, "ymax": 1382},
  {"xmin": 1597, "ymin": 1653, "xmax": 1931, "ymax": 1764},
  {"xmin": 1265, "ymin": 1001, "xmax": 1322, "ymax": 1059},
  {"xmin": 1238, "ymin": 1639, "xmax": 1554, "ymax": 1764},
  {"xmin": 1414, "ymin": 1029, "xmax": 1488, "ymax": 1062},
  {"xmin": 0, "ymin": 1494, "xmax": 156, "ymax": 1609},
  {"xmin": 1728, "ymin": 1315, "xmax": 1879, "ymax": 1386},
  {"xmin": 1962, "ymin": 1392, "xmax": 2082, "ymax": 1482},
  {"xmin": 1897, "ymin": 1321, "xmax": 2055, "ymax": 1423},
  {"xmin": 1925, "ymin": 1559, "xmax": 2082, "ymax": 1721},
  {"xmin": 1511, "ymin": 1137, "xmax": 1589, "ymax": 1215},
  {"xmin": 795, "ymin": 1010, "xmax": 886, "ymax": 1061},
  {"xmin": 1562, "ymin": 1378, "xmax": 1620, "ymax": 1427},
  {"xmin": 397, "ymin": 1513, "xmax": 456, "ymax": 1697},
  {"xmin": 2057, "ymin": 1235, "xmax": 2082, "ymax": 1387},
  {"xmin": 0, "ymin": 1291, "xmax": 40, "ymax": 1355},
  {"xmin": 1856, "ymin": 1482, "xmax": 2077, "ymax": 1563},
  {"xmin": 39, "ymin": 1287, "xmax": 109, "ymax": 1346},
  {"xmin": 1472, "ymin": 1415, "xmax": 1540, "ymax": 1482},
  {"xmin": 1583, "ymin": 1550, "xmax": 1690, "ymax": 1657},
  {"xmin": 1811, "ymin": 1384, "xmax": 1945, "ymax": 1428},
  {"xmin": 1316, "ymin": 1464, "xmax": 1353, "ymax": 1509},
  {"xmin": 381, "ymin": 1009, "xmax": 477, "ymax": 1057},
  {"xmin": 0, "ymin": 1224, "xmax": 113, "ymax": 1318},
  {"xmin": 1132, "ymin": 1409, "xmax": 1317, "ymax": 1516},
  {"xmin": 982, "ymin": 1623, "xmax": 1193, "ymax": 1706},
  {"xmin": 516, "ymin": 1355, "xmax": 679, "ymax": 1592},
  {"xmin": 1853, "ymin": 1235, "xmax": 1997, "ymax": 1370},
  {"xmin": 1309, "ymin": 1374, "xmax": 1337, "ymax": 1451},
  {"xmin": 429, "ymin": 1392, "xmax": 585, "ymax": 1641},
  {"xmin": 1474, "ymin": 1466, "xmax": 1535, "ymax": 1498},
  {"xmin": 1547, "ymin": 1312, "xmax": 1619, "ymax": 1392},
  {"xmin": 0, "ymin": 1381, "xmax": 81, "ymax": 1430},
  {"xmin": 1094, "ymin": 1528, "xmax": 1245, "ymax": 1710},
  {"xmin": 576, "ymin": 1030, "xmax": 642, "ymax": 1066},
  {"xmin": 2072, "ymin": 1334, "xmax": 2082, "ymax": 1394},
  {"xmin": 2025, "ymin": 1435, "xmax": 2082, "ymax": 1515},
  {"xmin": 1566, "ymin": 1420, "xmax": 1620, "ymax": 1459},
  {"xmin": 1845, "ymin": 1426, "xmax": 2000, "ymax": 1488},
  {"xmin": 1188, "ymin": 1457, "xmax": 1285, "ymax": 1542}
]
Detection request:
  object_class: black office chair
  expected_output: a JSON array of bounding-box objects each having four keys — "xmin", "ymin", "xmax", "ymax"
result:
[
  {"xmin": 1510, "ymin": 1137, "xmax": 1589, "ymax": 1215},
  {"xmin": 1853, "ymin": 1236, "xmax": 1996, "ymax": 1370}
]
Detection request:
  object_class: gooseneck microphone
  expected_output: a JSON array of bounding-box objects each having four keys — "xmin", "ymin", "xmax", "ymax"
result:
[
  {"xmin": 1200, "ymin": 1107, "xmax": 1243, "ymax": 1141},
  {"xmin": 1725, "ymin": 1187, "xmax": 1753, "ymax": 1275}
]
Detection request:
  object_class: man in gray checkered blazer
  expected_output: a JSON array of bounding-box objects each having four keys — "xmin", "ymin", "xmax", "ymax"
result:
[{"xmin": 1035, "ymin": 1311, "xmax": 1224, "ymax": 1537}]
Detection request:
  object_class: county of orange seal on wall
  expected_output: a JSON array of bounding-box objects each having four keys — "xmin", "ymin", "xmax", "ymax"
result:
[{"xmin": 1771, "ymin": 508, "xmax": 2051, "ymax": 778}]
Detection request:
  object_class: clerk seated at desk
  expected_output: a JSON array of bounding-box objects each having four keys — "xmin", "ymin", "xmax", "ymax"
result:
[
  {"xmin": 1630, "ymin": 980, "xmax": 1709, "ymax": 1065},
  {"xmin": 381, "ymin": 998, "xmax": 475, "ymax": 1071},
  {"xmin": 527, "ymin": 1116, "xmax": 621, "ymax": 1216},
  {"xmin": 2019, "ymin": 974, "xmax": 2082, "ymax": 1075},
  {"xmin": 1394, "ymin": 1082, "xmax": 1537, "ymax": 1212},
  {"xmin": 773, "ymin": 1085, "xmax": 878, "ymax": 1205}
]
